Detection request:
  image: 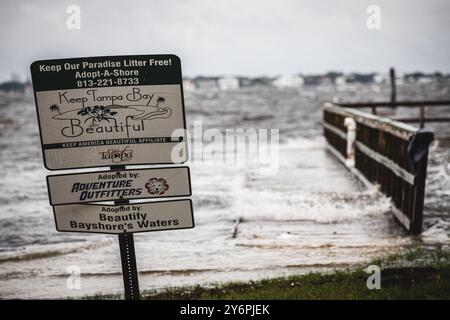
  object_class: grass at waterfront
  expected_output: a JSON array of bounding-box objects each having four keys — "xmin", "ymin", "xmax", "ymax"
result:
[{"xmin": 89, "ymin": 246, "xmax": 450, "ymax": 300}]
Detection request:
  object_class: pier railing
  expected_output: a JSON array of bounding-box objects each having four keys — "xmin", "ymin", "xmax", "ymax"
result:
[
  {"xmin": 322, "ymin": 103, "xmax": 432, "ymax": 234},
  {"xmin": 334, "ymin": 100, "xmax": 450, "ymax": 129}
]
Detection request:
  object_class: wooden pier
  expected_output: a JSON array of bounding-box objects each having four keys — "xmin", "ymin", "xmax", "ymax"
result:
[
  {"xmin": 334, "ymin": 100, "xmax": 450, "ymax": 129},
  {"xmin": 322, "ymin": 103, "xmax": 434, "ymax": 234}
]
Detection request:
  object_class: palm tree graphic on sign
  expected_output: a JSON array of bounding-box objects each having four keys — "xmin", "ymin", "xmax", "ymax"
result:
[
  {"xmin": 156, "ymin": 96, "xmax": 166, "ymax": 107},
  {"xmin": 76, "ymin": 106, "xmax": 118, "ymax": 127},
  {"xmin": 49, "ymin": 104, "xmax": 61, "ymax": 115}
]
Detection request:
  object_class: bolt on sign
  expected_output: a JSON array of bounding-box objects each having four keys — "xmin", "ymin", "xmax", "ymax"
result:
[
  {"xmin": 30, "ymin": 55, "xmax": 187, "ymax": 170},
  {"xmin": 47, "ymin": 167, "xmax": 191, "ymax": 205},
  {"xmin": 53, "ymin": 200, "xmax": 194, "ymax": 235}
]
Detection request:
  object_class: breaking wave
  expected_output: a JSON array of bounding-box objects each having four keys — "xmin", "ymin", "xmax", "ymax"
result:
[{"xmin": 0, "ymin": 239, "xmax": 112, "ymax": 263}]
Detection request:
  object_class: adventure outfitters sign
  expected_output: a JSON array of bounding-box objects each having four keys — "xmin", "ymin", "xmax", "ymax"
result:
[
  {"xmin": 30, "ymin": 55, "xmax": 187, "ymax": 170},
  {"xmin": 47, "ymin": 167, "xmax": 191, "ymax": 205},
  {"xmin": 53, "ymin": 199, "xmax": 194, "ymax": 234}
]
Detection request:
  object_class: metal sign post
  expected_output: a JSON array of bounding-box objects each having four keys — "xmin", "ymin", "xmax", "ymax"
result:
[
  {"xmin": 118, "ymin": 232, "xmax": 140, "ymax": 300},
  {"xmin": 112, "ymin": 165, "xmax": 139, "ymax": 300}
]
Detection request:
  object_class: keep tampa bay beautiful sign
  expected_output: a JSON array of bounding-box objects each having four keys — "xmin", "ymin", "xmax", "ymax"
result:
[{"xmin": 30, "ymin": 55, "xmax": 187, "ymax": 170}]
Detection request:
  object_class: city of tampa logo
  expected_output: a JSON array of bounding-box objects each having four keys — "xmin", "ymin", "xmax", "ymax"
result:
[
  {"xmin": 48, "ymin": 87, "xmax": 172, "ymax": 138},
  {"xmin": 100, "ymin": 146, "xmax": 134, "ymax": 163}
]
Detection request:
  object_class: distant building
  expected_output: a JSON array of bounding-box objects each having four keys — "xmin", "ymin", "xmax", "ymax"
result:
[
  {"xmin": 218, "ymin": 77, "xmax": 240, "ymax": 90},
  {"xmin": 373, "ymin": 73, "xmax": 387, "ymax": 84},
  {"xmin": 320, "ymin": 77, "xmax": 334, "ymax": 86},
  {"xmin": 345, "ymin": 73, "xmax": 376, "ymax": 84},
  {"xmin": 404, "ymin": 72, "xmax": 435, "ymax": 84},
  {"xmin": 182, "ymin": 79, "xmax": 196, "ymax": 92},
  {"xmin": 303, "ymin": 75, "xmax": 324, "ymax": 86},
  {"xmin": 394, "ymin": 71, "xmax": 405, "ymax": 85},
  {"xmin": 238, "ymin": 77, "xmax": 253, "ymax": 87},
  {"xmin": 251, "ymin": 77, "xmax": 274, "ymax": 86},
  {"xmin": 417, "ymin": 76, "xmax": 433, "ymax": 84},
  {"xmin": 0, "ymin": 81, "xmax": 27, "ymax": 93},
  {"xmin": 405, "ymin": 72, "xmax": 424, "ymax": 83},
  {"xmin": 194, "ymin": 77, "xmax": 219, "ymax": 91},
  {"xmin": 24, "ymin": 82, "xmax": 33, "ymax": 95},
  {"xmin": 272, "ymin": 74, "xmax": 304, "ymax": 88},
  {"xmin": 334, "ymin": 76, "xmax": 347, "ymax": 86},
  {"xmin": 325, "ymin": 72, "xmax": 344, "ymax": 85}
]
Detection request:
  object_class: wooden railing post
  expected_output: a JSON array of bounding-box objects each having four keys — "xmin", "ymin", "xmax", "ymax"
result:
[
  {"xmin": 409, "ymin": 149, "xmax": 429, "ymax": 234},
  {"xmin": 419, "ymin": 104, "xmax": 425, "ymax": 128},
  {"xmin": 390, "ymin": 67, "xmax": 396, "ymax": 108}
]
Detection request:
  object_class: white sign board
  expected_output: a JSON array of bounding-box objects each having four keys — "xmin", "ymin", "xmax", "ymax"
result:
[
  {"xmin": 53, "ymin": 199, "xmax": 194, "ymax": 234},
  {"xmin": 47, "ymin": 167, "xmax": 191, "ymax": 205},
  {"xmin": 30, "ymin": 55, "xmax": 187, "ymax": 170}
]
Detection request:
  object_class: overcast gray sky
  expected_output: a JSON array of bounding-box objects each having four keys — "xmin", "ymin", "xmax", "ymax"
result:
[{"xmin": 1, "ymin": 0, "xmax": 450, "ymax": 81}]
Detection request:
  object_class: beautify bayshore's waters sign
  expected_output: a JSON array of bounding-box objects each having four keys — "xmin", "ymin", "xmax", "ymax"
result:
[
  {"xmin": 47, "ymin": 167, "xmax": 191, "ymax": 205},
  {"xmin": 30, "ymin": 55, "xmax": 187, "ymax": 170},
  {"xmin": 53, "ymin": 199, "xmax": 194, "ymax": 234}
]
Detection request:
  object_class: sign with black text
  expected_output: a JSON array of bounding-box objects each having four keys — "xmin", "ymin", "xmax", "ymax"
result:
[
  {"xmin": 30, "ymin": 55, "xmax": 187, "ymax": 170},
  {"xmin": 47, "ymin": 167, "xmax": 191, "ymax": 205},
  {"xmin": 53, "ymin": 199, "xmax": 194, "ymax": 234}
]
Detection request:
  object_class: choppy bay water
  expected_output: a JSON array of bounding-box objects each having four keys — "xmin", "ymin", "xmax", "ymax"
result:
[{"xmin": 0, "ymin": 82, "xmax": 449, "ymax": 299}]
